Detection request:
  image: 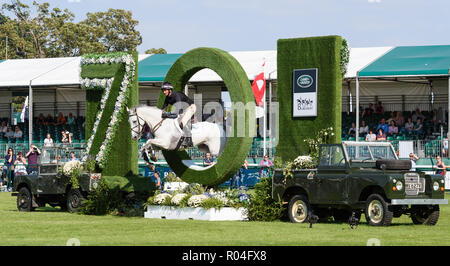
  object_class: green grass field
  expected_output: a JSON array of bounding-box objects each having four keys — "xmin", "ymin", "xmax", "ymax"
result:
[{"xmin": 0, "ymin": 192, "xmax": 449, "ymax": 246}]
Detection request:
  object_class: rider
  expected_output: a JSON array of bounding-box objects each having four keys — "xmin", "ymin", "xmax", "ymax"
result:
[{"xmin": 160, "ymin": 81, "xmax": 196, "ymax": 146}]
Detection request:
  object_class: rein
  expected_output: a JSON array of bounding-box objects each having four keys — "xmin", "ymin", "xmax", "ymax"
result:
[{"xmin": 130, "ymin": 109, "xmax": 165, "ymax": 138}]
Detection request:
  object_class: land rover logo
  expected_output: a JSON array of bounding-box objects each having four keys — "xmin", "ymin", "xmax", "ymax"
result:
[{"xmin": 297, "ymin": 75, "xmax": 313, "ymax": 88}]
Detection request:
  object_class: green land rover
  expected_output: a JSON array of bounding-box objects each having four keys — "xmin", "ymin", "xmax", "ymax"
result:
[
  {"xmin": 11, "ymin": 147, "xmax": 101, "ymax": 212},
  {"xmin": 272, "ymin": 141, "xmax": 448, "ymax": 226}
]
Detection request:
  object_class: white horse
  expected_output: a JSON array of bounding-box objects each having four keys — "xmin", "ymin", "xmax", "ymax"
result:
[{"xmin": 128, "ymin": 105, "xmax": 226, "ymax": 161}]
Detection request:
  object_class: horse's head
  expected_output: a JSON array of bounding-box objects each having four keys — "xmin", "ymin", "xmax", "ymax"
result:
[{"xmin": 128, "ymin": 107, "xmax": 144, "ymax": 140}]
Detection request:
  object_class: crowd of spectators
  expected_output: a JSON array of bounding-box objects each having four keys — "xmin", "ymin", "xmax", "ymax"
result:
[
  {"xmin": 1, "ymin": 145, "xmax": 41, "ymax": 192},
  {"xmin": 349, "ymin": 102, "xmax": 446, "ymax": 141}
]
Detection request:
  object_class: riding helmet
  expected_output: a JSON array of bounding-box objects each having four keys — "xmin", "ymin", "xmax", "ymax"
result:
[{"xmin": 161, "ymin": 82, "xmax": 174, "ymax": 91}]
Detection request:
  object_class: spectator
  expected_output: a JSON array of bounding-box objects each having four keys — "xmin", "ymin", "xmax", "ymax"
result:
[
  {"xmin": 388, "ymin": 120, "xmax": 398, "ymax": 136},
  {"xmin": 54, "ymin": 112, "xmax": 67, "ymax": 126},
  {"xmin": 0, "ymin": 121, "xmax": 7, "ymax": 137},
  {"xmin": 435, "ymin": 155, "xmax": 447, "ymax": 176},
  {"xmin": 442, "ymin": 133, "xmax": 449, "ymax": 158},
  {"xmin": 4, "ymin": 127, "xmax": 14, "ymax": 142},
  {"xmin": 359, "ymin": 120, "xmax": 369, "ymax": 137},
  {"xmin": 376, "ymin": 128, "xmax": 386, "ymax": 141},
  {"xmin": 154, "ymin": 171, "xmax": 162, "ymax": 190},
  {"xmin": 44, "ymin": 114, "xmax": 54, "ymax": 126},
  {"xmin": 61, "ymin": 130, "xmax": 72, "ymax": 144},
  {"xmin": 14, "ymin": 152, "xmax": 28, "ymax": 176},
  {"xmin": 362, "ymin": 103, "xmax": 374, "ymax": 118},
  {"xmin": 376, "ymin": 118, "xmax": 389, "ymax": 135},
  {"xmin": 69, "ymin": 151, "xmax": 79, "ymax": 161},
  {"xmin": 374, "ymin": 101, "xmax": 384, "ymax": 114},
  {"xmin": 13, "ymin": 126, "xmax": 23, "ymax": 143},
  {"xmin": 66, "ymin": 113, "xmax": 76, "ymax": 126},
  {"xmin": 409, "ymin": 153, "xmax": 419, "ymax": 171},
  {"xmin": 404, "ymin": 117, "xmax": 414, "ymax": 133},
  {"xmin": 414, "ymin": 118, "xmax": 424, "ymax": 137},
  {"xmin": 26, "ymin": 144, "xmax": 41, "ymax": 175},
  {"xmin": 436, "ymin": 107, "xmax": 445, "ymax": 128},
  {"xmin": 143, "ymin": 124, "xmax": 151, "ymax": 140},
  {"xmin": 411, "ymin": 108, "xmax": 425, "ymax": 123},
  {"xmin": 203, "ymin": 152, "xmax": 214, "ymax": 166},
  {"xmin": 233, "ymin": 159, "xmax": 248, "ymax": 188},
  {"xmin": 43, "ymin": 133, "xmax": 54, "ymax": 147},
  {"xmin": 3, "ymin": 148, "xmax": 16, "ymax": 191},
  {"xmin": 386, "ymin": 111, "xmax": 396, "ymax": 124},
  {"xmin": 365, "ymin": 129, "xmax": 377, "ymax": 141},
  {"xmin": 259, "ymin": 155, "xmax": 274, "ymax": 178},
  {"xmin": 35, "ymin": 113, "xmax": 45, "ymax": 125},
  {"xmin": 347, "ymin": 122, "xmax": 357, "ymax": 138},
  {"xmin": 394, "ymin": 111, "xmax": 405, "ymax": 127}
]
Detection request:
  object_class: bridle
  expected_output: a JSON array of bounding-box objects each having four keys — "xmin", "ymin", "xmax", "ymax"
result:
[
  {"xmin": 129, "ymin": 107, "xmax": 165, "ymax": 138},
  {"xmin": 129, "ymin": 108, "xmax": 145, "ymax": 139}
]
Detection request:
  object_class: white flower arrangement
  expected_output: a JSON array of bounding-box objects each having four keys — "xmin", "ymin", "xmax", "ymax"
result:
[
  {"xmin": 293, "ymin": 155, "xmax": 315, "ymax": 169},
  {"xmin": 171, "ymin": 193, "xmax": 188, "ymax": 205},
  {"xmin": 63, "ymin": 160, "xmax": 82, "ymax": 176},
  {"xmin": 208, "ymin": 189, "xmax": 229, "ymax": 205},
  {"xmin": 80, "ymin": 53, "xmax": 136, "ymax": 167},
  {"xmin": 154, "ymin": 193, "xmax": 171, "ymax": 205},
  {"xmin": 187, "ymin": 194, "xmax": 209, "ymax": 208}
]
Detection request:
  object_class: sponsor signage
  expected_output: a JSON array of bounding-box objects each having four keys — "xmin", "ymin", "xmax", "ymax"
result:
[{"xmin": 292, "ymin": 68, "xmax": 318, "ymax": 117}]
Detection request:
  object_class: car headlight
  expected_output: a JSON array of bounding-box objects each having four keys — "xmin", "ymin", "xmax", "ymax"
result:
[
  {"xmin": 396, "ymin": 181, "xmax": 403, "ymax": 191},
  {"xmin": 433, "ymin": 182, "xmax": 440, "ymax": 191}
]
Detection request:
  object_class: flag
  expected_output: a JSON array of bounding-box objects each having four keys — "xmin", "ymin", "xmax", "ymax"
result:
[
  {"xmin": 251, "ymin": 62, "xmax": 266, "ymax": 107},
  {"xmin": 20, "ymin": 96, "xmax": 28, "ymax": 122}
]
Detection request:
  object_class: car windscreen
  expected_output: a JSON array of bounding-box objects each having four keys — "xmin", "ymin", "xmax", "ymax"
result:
[
  {"xmin": 369, "ymin": 145, "xmax": 396, "ymax": 160},
  {"xmin": 346, "ymin": 145, "xmax": 396, "ymax": 160}
]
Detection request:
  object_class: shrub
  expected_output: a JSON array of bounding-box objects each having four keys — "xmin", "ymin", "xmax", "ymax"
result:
[
  {"xmin": 245, "ymin": 178, "xmax": 284, "ymax": 221},
  {"xmin": 80, "ymin": 179, "xmax": 151, "ymax": 216},
  {"xmin": 80, "ymin": 180, "xmax": 122, "ymax": 215}
]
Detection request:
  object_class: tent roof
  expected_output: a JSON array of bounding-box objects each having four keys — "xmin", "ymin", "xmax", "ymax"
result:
[
  {"xmin": 138, "ymin": 53, "xmax": 182, "ymax": 82},
  {"xmin": 138, "ymin": 50, "xmax": 277, "ymax": 83},
  {"xmin": 0, "ymin": 54, "xmax": 151, "ymax": 88},
  {"xmin": 359, "ymin": 45, "xmax": 450, "ymax": 77},
  {"xmin": 345, "ymin": 47, "xmax": 393, "ymax": 78},
  {"xmin": 190, "ymin": 50, "xmax": 277, "ymax": 82},
  {"xmin": 0, "ymin": 57, "xmax": 80, "ymax": 87}
]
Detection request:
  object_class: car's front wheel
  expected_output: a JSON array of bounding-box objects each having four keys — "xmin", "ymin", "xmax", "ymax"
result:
[
  {"xmin": 17, "ymin": 187, "xmax": 33, "ymax": 212},
  {"xmin": 288, "ymin": 195, "xmax": 310, "ymax": 223},
  {"xmin": 365, "ymin": 194, "xmax": 393, "ymax": 226},
  {"xmin": 411, "ymin": 205, "xmax": 440, "ymax": 225},
  {"xmin": 66, "ymin": 188, "xmax": 85, "ymax": 213}
]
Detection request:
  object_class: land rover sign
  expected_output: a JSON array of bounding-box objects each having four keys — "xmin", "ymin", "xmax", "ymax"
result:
[{"xmin": 293, "ymin": 68, "xmax": 318, "ymax": 117}]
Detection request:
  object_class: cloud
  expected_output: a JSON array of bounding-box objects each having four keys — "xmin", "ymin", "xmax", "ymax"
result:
[
  {"xmin": 67, "ymin": 0, "xmax": 81, "ymax": 3},
  {"xmin": 368, "ymin": 0, "xmax": 381, "ymax": 3}
]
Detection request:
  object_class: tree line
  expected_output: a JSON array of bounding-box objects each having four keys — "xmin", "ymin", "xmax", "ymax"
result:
[{"xmin": 0, "ymin": 0, "xmax": 166, "ymax": 59}]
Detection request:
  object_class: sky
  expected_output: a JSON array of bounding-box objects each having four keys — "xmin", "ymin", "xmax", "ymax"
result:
[{"xmin": 8, "ymin": 0, "xmax": 450, "ymax": 54}]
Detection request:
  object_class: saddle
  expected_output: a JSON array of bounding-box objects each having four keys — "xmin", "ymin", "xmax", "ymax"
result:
[
  {"xmin": 161, "ymin": 112, "xmax": 178, "ymax": 119},
  {"xmin": 161, "ymin": 112, "xmax": 194, "ymax": 150}
]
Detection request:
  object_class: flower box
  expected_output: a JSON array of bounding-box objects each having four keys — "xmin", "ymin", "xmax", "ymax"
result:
[{"xmin": 144, "ymin": 205, "xmax": 248, "ymax": 221}]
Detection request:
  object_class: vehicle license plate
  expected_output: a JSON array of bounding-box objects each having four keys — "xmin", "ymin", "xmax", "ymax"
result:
[{"xmin": 406, "ymin": 183, "xmax": 422, "ymax": 190}]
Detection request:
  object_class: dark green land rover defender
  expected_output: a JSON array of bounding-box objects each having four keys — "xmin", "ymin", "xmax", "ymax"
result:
[
  {"xmin": 12, "ymin": 147, "xmax": 101, "ymax": 212},
  {"xmin": 272, "ymin": 141, "xmax": 448, "ymax": 226}
]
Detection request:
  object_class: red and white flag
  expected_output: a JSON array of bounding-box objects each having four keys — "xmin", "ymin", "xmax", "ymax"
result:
[{"xmin": 251, "ymin": 61, "xmax": 266, "ymax": 107}]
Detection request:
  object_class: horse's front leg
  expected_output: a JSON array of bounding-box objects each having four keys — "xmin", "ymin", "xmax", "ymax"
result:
[{"xmin": 141, "ymin": 140, "xmax": 158, "ymax": 163}]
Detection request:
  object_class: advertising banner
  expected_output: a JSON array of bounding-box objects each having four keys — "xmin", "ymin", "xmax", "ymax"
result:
[{"xmin": 292, "ymin": 68, "xmax": 318, "ymax": 117}]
